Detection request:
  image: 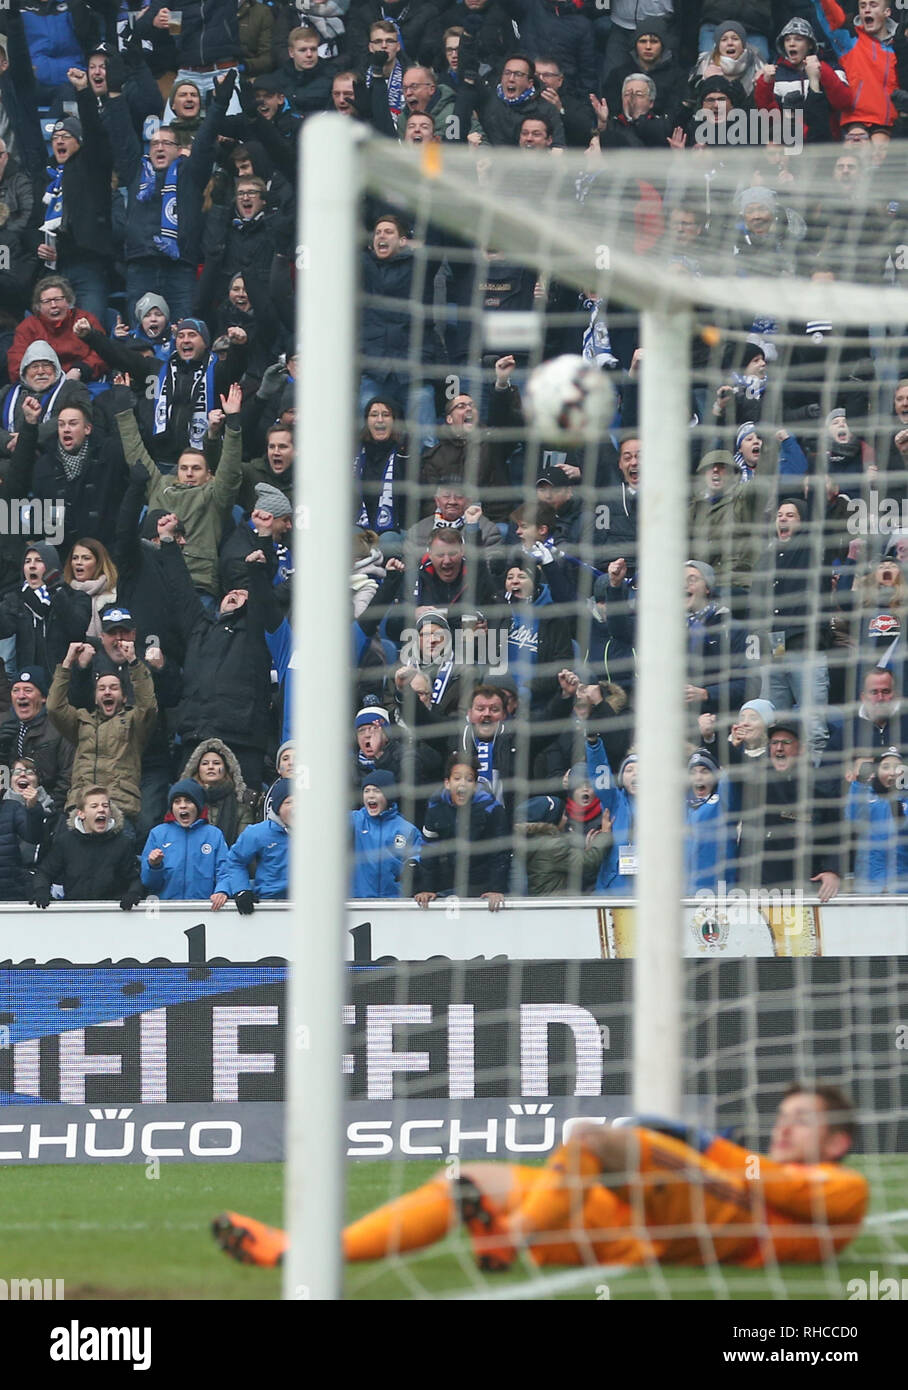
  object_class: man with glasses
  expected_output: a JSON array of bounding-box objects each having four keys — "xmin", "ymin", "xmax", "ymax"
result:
[
  {"xmin": 37, "ymin": 69, "xmax": 114, "ymax": 321},
  {"xmin": 363, "ymin": 19, "xmax": 406, "ymax": 132},
  {"xmin": 392, "ymin": 64, "xmax": 480, "ymax": 143},
  {"xmin": 533, "ymin": 54, "xmax": 595, "ymax": 146},
  {"xmin": 465, "ymin": 52, "xmax": 565, "ymax": 145},
  {"xmin": 8, "ymin": 278, "xmax": 106, "ymax": 384},
  {"xmin": 103, "ymin": 65, "xmax": 231, "ymax": 320}
]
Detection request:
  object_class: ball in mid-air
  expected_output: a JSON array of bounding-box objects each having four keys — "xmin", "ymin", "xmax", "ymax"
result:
[{"xmin": 524, "ymin": 355, "xmax": 616, "ymax": 445}]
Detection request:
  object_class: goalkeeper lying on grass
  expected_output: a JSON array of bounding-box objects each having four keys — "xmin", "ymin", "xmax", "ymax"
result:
[{"xmin": 212, "ymin": 1084, "xmax": 867, "ymax": 1270}]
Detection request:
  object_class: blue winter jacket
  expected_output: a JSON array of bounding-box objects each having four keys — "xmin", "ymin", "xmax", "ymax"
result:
[
  {"xmin": 684, "ymin": 780, "xmax": 737, "ymax": 894},
  {"xmin": 350, "ymin": 803, "xmax": 422, "ymax": 898},
  {"xmin": 585, "ymin": 737, "xmax": 636, "ymax": 894},
  {"xmin": 21, "ymin": 4, "xmax": 82, "ymax": 87},
  {"xmin": 217, "ymin": 814, "xmax": 289, "ymax": 899},
  {"xmin": 845, "ymin": 780, "xmax": 908, "ymax": 893},
  {"xmin": 141, "ymin": 814, "xmax": 229, "ymax": 899}
]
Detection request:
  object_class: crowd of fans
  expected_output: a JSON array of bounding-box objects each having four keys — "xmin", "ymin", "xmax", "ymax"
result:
[{"xmin": 0, "ymin": 0, "xmax": 906, "ymax": 910}]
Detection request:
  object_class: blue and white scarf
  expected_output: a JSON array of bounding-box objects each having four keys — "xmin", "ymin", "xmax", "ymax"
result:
[
  {"xmin": 366, "ymin": 58, "xmax": 404, "ymax": 116},
  {"xmin": 43, "ymin": 164, "xmax": 65, "ymax": 231},
  {"xmin": 153, "ymin": 354, "xmax": 217, "ymax": 446},
  {"xmin": 23, "ymin": 580, "xmax": 51, "ymax": 607},
  {"xmin": 430, "ymin": 657, "xmax": 455, "ymax": 708},
  {"xmin": 464, "ymin": 725, "xmax": 503, "ymax": 802},
  {"xmin": 687, "ymin": 602, "xmax": 718, "ymax": 649},
  {"xmin": 496, "ymin": 82, "xmax": 534, "ymax": 106},
  {"xmin": 580, "ymin": 296, "xmax": 619, "ymax": 369},
  {"xmin": 355, "ymin": 446, "xmax": 400, "ymax": 532},
  {"xmin": 3, "ymin": 379, "xmax": 65, "ymax": 432},
  {"xmin": 269, "ymin": 535, "xmax": 293, "ymax": 587},
  {"xmin": 136, "ymin": 154, "xmax": 183, "ymax": 260},
  {"xmin": 232, "ymin": 209, "xmax": 265, "ymax": 232}
]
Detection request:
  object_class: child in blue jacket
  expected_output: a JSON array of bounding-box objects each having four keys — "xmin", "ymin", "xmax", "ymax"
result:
[
  {"xmin": 216, "ymin": 777, "xmax": 291, "ymax": 913},
  {"xmin": 845, "ymin": 748, "xmax": 908, "ymax": 894},
  {"xmin": 584, "ymin": 738, "xmax": 637, "ymax": 895},
  {"xmin": 684, "ymin": 749, "xmax": 737, "ymax": 895},
  {"xmin": 141, "ymin": 779, "xmax": 229, "ymax": 907},
  {"xmin": 350, "ymin": 769, "xmax": 421, "ymax": 898}
]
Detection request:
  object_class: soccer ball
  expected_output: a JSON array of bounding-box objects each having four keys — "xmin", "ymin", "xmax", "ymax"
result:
[{"xmin": 523, "ymin": 355, "xmax": 616, "ymax": 445}]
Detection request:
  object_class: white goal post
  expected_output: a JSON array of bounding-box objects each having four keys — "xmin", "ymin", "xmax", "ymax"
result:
[{"xmin": 286, "ymin": 119, "xmax": 908, "ymax": 1298}]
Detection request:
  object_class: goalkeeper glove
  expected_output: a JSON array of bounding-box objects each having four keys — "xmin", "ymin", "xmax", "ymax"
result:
[{"xmin": 630, "ymin": 1115, "xmax": 715, "ymax": 1153}]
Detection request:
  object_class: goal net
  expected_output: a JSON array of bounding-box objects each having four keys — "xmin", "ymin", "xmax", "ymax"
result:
[{"xmin": 289, "ymin": 121, "xmax": 908, "ymax": 1301}]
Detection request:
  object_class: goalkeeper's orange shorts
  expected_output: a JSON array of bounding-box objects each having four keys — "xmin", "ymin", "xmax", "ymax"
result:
[{"xmin": 502, "ymin": 1130, "xmax": 762, "ymax": 1268}]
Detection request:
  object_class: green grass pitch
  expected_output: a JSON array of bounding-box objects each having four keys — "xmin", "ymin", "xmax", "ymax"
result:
[{"xmin": 1, "ymin": 1156, "xmax": 905, "ymax": 1300}]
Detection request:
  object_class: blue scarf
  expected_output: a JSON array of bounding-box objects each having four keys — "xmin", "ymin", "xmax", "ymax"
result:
[
  {"xmin": 43, "ymin": 164, "xmax": 64, "ymax": 231},
  {"xmin": 232, "ymin": 209, "xmax": 265, "ymax": 232},
  {"xmin": 496, "ymin": 83, "xmax": 535, "ymax": 106},
  {"xmin": 355, "ymin": 445, "xmax": 401, "ymax": 532},
  {"xmin": 580, "ymin": 296, "xmax": 619, "ymax": 369},
  {"xmin": 366, "ymin": 58, "xmax": 404, "ymax": 116},
  {"xmin": 136, "ymin": 154, "xmax": 183, "ymax": 260},
  {"xmin": 3, "ymin": 378, "xmax": 65, "ymax": 432},
  {"xmin": 153, "ymin": 354, "xmax": 217, "ymax": 446},
  {"xmin": 430, "ymin": 658, "xmax": 455, "ymax": 707},
  {"xmin": 687, "ymin": 603, "xmax": 718, "ymax": 654}
]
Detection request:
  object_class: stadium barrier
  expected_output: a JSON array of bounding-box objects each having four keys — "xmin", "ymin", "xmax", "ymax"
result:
[{"xmin": 0, "ymin": 900, "xmax": 906, "ymax": 963}]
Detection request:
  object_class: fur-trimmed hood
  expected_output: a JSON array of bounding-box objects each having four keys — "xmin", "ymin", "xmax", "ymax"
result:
[{"xmin": 179, "ymin": 737, "xmax": 248, "ymax": 797}]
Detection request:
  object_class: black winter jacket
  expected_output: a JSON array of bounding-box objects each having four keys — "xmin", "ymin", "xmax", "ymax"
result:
[
  {"xmin": 135, "ymin": 0, "xmax": 240, "ymax": 67},
  {"xmin": 105, "ymin": 90, "xmax": 220, "ymax": 267},
  {"xmin": 33, "ymin": 805, "xmax": 142, "ymax": 903},
  {"xmin": 159, "ymin": 540, "xmax": 273, "ymax": 750},
  {"xmin": 0, "ymin": 584, "xmax": 91, "ymax": 672},
  {"xmin": 0, "ymin": 709, "xmax": 74, "ymax": 814},
  {"xmin": 360, "ymin": 245, "xmax": 441, "ymax": 372},
  {"xmin": 471, "ymin": 83, "xmax": 566, "ymax": 144},
  {"xmin": 276, "ymin": 58, "xmax": 337, "ymax": 118},
  {"xmin": 0, "ymin": 794, "xmax": 45, "ymax": 899},
  {"xmin": 19, "ymin": 422, "xmax": 126, "ymax": 556},
  {"xmin": 52, "ymin": 84, "xmax": 114, "ymax": 262},
  {"xmin": 507, "ymin": 0, "xmax": 597, "ymax": 94},
  {"xmin": 412, "ymin": 786, "xmax": 510, "ymax": 896}
]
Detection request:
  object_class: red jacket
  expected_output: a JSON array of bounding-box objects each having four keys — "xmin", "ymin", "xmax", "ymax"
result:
[
  {"xmin": 8, "ymin": 308, "xmax": 107, "ymax": 384},
  {"xmin": 812, "ymin": 0, "xmax": 899, "ymax": 129},
  {"xmin": 754, "ymin": 59, "xmax": 853, "ymax": 142}
]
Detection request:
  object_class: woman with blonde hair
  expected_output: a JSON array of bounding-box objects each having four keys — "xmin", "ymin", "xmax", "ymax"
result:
[
  {"xmin": 63, "ymin": 538, "xmax": 118, "ymax": 639},
  {"xmin": 690, "ymin": 19, "xmax": 765, "ymax": 97}
]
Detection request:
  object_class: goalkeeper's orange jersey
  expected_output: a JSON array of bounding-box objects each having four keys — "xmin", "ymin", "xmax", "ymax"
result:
[{"xmin": 521, "ymin": 1129, "xmax": 869, "ymax": 1269}]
